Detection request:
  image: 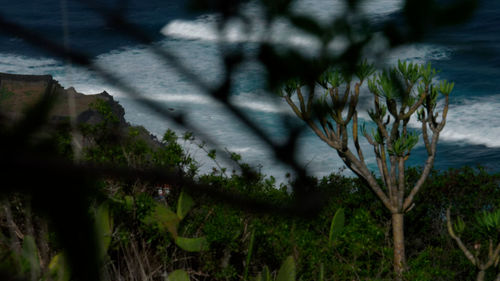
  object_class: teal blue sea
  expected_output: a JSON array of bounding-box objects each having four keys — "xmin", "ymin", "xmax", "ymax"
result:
[{"xmin": 0, "ymin": 0, "xmax": 499, "ymax": 181}]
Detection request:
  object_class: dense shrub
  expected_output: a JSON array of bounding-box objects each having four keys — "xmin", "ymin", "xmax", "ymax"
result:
[{"xmin": 1, "ymin": 109, "xmax": 499, "ymax": 280}]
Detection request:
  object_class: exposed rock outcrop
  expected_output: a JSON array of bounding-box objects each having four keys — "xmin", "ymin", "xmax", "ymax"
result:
[
  {"xmin": 0, "ymin": 72, "xmax": 160, "ymax": 148},
  {"xmin": 0, "ymin": 73, "xmax": 126, "ymax": 126}
]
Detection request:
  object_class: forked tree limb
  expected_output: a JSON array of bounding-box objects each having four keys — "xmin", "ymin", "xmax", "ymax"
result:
[
  {"xmin": 446, "ymin": 207, "xmax": 477, "ymax": 265},
  {"xmin": 403, "ymin": 138, "xmax": 437, "ymax": 211},
  {"xmin": 446, "ymin": 207, "xmax": 500, "ymax": 280}
]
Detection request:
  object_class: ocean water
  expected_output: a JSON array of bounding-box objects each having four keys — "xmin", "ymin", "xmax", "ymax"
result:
[{"xmin": 0, "ymin": 0, "xmax": 499, "ymax": 182}]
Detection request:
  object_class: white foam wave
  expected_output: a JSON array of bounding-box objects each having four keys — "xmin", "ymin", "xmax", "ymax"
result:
[
  {"xmin": 291, "ymin": 0, "xmax": 403, "ymax": 23},
  {"xmin": 161, "ymin": 0, "xmax": 404, "ymax": 47},
  {"xmin": 0, "ymin": 54, "xmax": 63, "ymax": 74},
  {"xmin": 439, "ymin": 97, "xmax": 500, "ymax": 148},
  {"xmin": 394, "ymin": 92, "xmax": 500, "ymax": 148},
  {"xmin": 149, "ymin": 93, "xmax": 213, "ymax": 104},
  {"xmin": 234, "ymin": 100, "xmax": 289, "ymax": 113},
  {"xmin": 160, "ymin": 6, "xmax": 451, "ymax": 64},
  {"xmin": 161, "ymin": 15, "xmax": 321, "ymax": 50},
  {"xmin": 162, "ymin": 15, "xmax": 263, "ymax": 43},
  {"xmin": 226, "ymin": 146, "xmax": 260, "ymax": 154},
  {"xmin": 231, "ymin": 92, "xmax": 291, "ymax": 114}
]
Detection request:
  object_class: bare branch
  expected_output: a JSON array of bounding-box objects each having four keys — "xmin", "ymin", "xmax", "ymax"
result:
[
  {"xmin": 343, "ymin": 83, "xmax": 361, "ymax": 125},
  {"xmin": 372, "ymin": 96, "xmax": 391, "ymax": 141},
  {"xmin": 340, "ymin": 123, "xmax": 348, "ymax": 151},
  {"xmin": 446, "ymin": 208, "xmax": 477, "ymax": 265},
  {"xmin": 437, "ymin": 95, "xmax": 450, "ymax": 131},
  {"xmin": 483, "ymin": 241, "xmax": 500, "ymax": 269},
  {"xmin": 421, "ymin": 118, "xmax": 432, "ymax": 155},
  {"xmin": 306, "ymin": 87, "xmax": 316, "ymax": 115},
  {"xmin": 338, "ymin": 150, "xmax": 393, "ymax": 211},
  {"xmin": 364, "ymin": 132, "xmax": 376, "ymax": 146},
  {"xmin": 329, "ymin": 87, "xmax": 338, "ymax": 105},
  {"xmin": 376, "ymin": 154, "xmax": 387, "ymax": 188},
  {"xmin": 352, "ymin": 112, "xmax": 365, "ymax": 163},
  {"xmin": 390, "ymin": 155, "xmax": 398, "ymax": 192},
  {"xmin": 320, "ymin": 116, "xmax": 337, "ymax": 141},
  {"xmin": 403, "ymin": 132, "xmax": 438, "ymax": 210},
  {"xmin": 379, "ymin": 144, "xmax": 394, "ymax": 201},
  {"xmin": 341, "ymin": 82, "xmax": 351, "ymax": 106},
  {"xmin": 297, "ymin": 88, "xmax": 307, "ymax": 114},
  {"xmin": 284, "ymin": 96, "xmax": 304, "ymax": 120},
  {"xmin": 306, "ymin": 119, "xmax": 341, "ymax": 150},
  {"xmin": 397, "ymin": 157, "xmax": 405, "ymax": 210}
]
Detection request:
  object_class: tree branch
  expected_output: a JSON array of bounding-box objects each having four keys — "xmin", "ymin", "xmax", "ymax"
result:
[
  {"xmin": 437, "ymin": 95, "xmax": 450, "ymax": 131},
  {"xmin": 421, "ymin": 117, "xmax": 432, "ymax": 155},
  {"xmin": 338, "ymin": 150, "xmax": 393, "ymax": 212},
  {"xmin": 297, "ymin": 88, "xmax": 307, "ymax": 114},
  {"xmin": 483, "ymin": 241, "xmax": 500, "ymax": 269},
  {"xmin": 284, "ymin": 96, "xmax": 303, "ymax": 120},
  {"xmin": 397, "ymin": 157, "xmax": 405, "ymax": 210},
  {"xmin": 401, "ymin": 92, "xmax": 426, "ymax": 120},
  {"xmin": 379, "ymin": 144, "xmax": 394, "ymax": 201},
  {"xmin": 446, "ymin": 208, "xmax": 477, "ymax": 265},
  {"xmin": 352, "ymin": 112, "xmax": 364, "ymax": 163},
  {"xmin": 403, "ymin": 132, "xmax": 438, "ymax": 210}
]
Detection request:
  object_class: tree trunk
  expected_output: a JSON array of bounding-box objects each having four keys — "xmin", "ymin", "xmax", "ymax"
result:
[
  {"xmin": 392, "ymin": 213, "xmax": 406, "ymax": 281},
  {"xmin": 476, "ymin": 270, "xmax": 485, "ymax": 281}
]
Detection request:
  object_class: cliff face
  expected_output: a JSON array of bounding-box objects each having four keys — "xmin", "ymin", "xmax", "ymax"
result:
[
  {"xmin": 0, "ymin": 72, "xmax": 160, "ymax": 148},
  {"xmin": 0, "ymin": 72, "xmax": 127, "ymax": 127}
]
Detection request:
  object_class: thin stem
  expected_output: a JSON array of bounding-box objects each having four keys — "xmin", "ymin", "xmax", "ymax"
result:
[
  {"xmin": 284, "ymin": 96, "xmax": 303, "ymax": 120},
  {"xmin": 397, "ymin": 157, "xmax": 405, "ymax": 211},
  {"xmin": 446, "ymin": 208, "xmax": 476, "ymax": 265},
  {"xmin": 352, "ymin": 112, "xmax": 364, "ymax": 163}
]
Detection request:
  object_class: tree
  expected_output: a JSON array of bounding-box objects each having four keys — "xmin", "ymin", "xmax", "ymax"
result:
[
  {"xmin": 281, "ymin": 60, "xmax": 453, "ymax": 279},
  {"xmin": 446, "ymin": 207, "xmax": 500, "ymax": 281}
]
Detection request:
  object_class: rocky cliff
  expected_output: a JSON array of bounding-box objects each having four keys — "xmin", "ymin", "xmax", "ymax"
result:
[
  {"xmin": 0, "ymin": 72, "xmax": 160, "ymax": 148},
  {"xmin": 0, "ymin": 72, "xmax": 126, "ymax": 126}
]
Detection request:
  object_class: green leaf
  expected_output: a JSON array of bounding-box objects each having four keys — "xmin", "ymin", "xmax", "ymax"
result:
[
  {"xmin": 168, "ymin": 269, "xmax": 190, "ymax": 281},
  {"xmin": 318, "ymin": 68, "xmax": 343, "ymax": 89},
  {"xmin": 95, "ymin": 202, "xmax": 113, "ymax": 258},
  {"xmin": 453, "ymin": 217, "xmax": 466, "ymax": 234},
  {"xmin": 476, "ymin": 209, "xmax": 500, "ymax": 232},
  {"xmin": 397, "ymin": 60, "xmax": 420, "ymax": 84},
  {"xmin": 439, "ymin": 80, "xmax": 454, "ymax": 96},
  {"xmin": 377, "ymin": 70, "xmax": 398, "ymax": 99},
  {"xmin": 276, "ymin": 256, "xmax": 296, "ymax": 281},
  {"xmin": 262, "ymin": 265, "xmax": 271, "ymax": 281},
  {"xmin": 329, "ymin": 208, "xmax": 345, "ymax": 246},
  {"xmin": 243, "ymin": 229, "xmax": 256, "ymax": 281},
  {"xmin": 388, "ymin": 132, "xmax": 419, "ymax": 156},
  {"xmin": 356, "ymin": 59, "xmax": 375, "ymax": 81},
  {"xmin": 318, "ymin": 263, "xmax": 324, "ymax": 281},
  {"xmin": 252, "ymin": 267, "xmax": 271, "ymax": 281},
  {"xmin": 124, "ymin": 195, "xmax": 134, "ymax": 209},
  {"xmin": 177, "ymin": 190, "xmax": 195, "ymax": 220},
  {"xmin": 208, "ymin": 149, "xmax": 217, "ymax": 159},
  {"xmin": 48, "ymin": 253, "xmax": 70, "ymax": 281},
  {"xmin": 142, "ymin": 203, "xmax": 180, "ymax": 237},
  {"xmin": 372, "ymin": 129, "xmax": 384, "ymax": 145},
  {"xmin": 21, "ymin": 235, "xmax": 40, "ymax": 275},
  {"xmin": 175, "ymin": 236, "xmax": 209, "ymax": 252},
  {"xmin": 283, "ymin": 78, "xmax": 302, "ymax": 97},
  {"xmin": 367, "ymin": 78, "xmax": 379, "ymax": 95}
]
